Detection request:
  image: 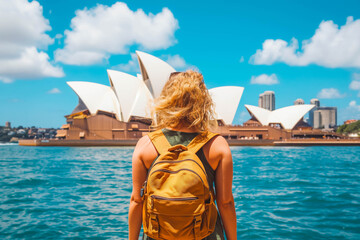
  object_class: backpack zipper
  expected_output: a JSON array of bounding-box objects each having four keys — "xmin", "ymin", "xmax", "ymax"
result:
[
  {"xmin": 143, "ymin": 167, "xmax": 207, "ymax": 199},
  {"xmin": 151, "ymin": 195, "xmax": 198, "ymax": 201},
  {"xmin": 150, "ymin": 195, "xmax": 198, "ymax": 209},
  {"xmin": 150, "ymin": 168, "xmax": 206, "ymax": 187},
  {"xmin": 152, "ymin": 159, "xmax": 207, "ymax": 176}
]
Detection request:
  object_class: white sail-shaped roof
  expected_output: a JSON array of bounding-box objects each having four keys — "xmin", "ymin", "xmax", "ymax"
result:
[
  {"xmin": 245, "ymin": 104, "xmax": 315, "ymax": 129},
  {"xmin": 67, "ymin": 81, "xmax": 121, "ymax": 120},
  {"xmin": 66, "ymin": 52, "xmax": 247, "ymax": 125},
  {"xmin": 129, "ymin": 75, "xmax": 154, "ymax": 118},
  {"xmin": 136, "ymin": 50, "xmax": 176, "ymax": 98},
  {"xmin": 107, "ymin": 70, "xmax": 143, "ymax": 122},
  {"xmin": 209, "ymin": 86, "xmax": 244, "ymax": 125}
]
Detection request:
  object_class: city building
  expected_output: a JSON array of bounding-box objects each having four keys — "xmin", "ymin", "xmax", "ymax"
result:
[
  {"xmin": 310, "ymin": 98, "xmax": 320, "ymax": 107},
  {"xmin": 294, "ymin": 98, "xmax": 305, "ymax": 105},
  {"xmin": 308, "ymin": 98, "xmax": 337, "ymax": 129},
  {"xmin": 5, "ymin": 121, "xmax": 11, "ymax": 129},
  {"xmin": 258, "ymin": 91, "xmax": 275, "ymax": 111},
  {"xmin": 313, "ymin": 107, "xmax": 337, "ymax": 129}
]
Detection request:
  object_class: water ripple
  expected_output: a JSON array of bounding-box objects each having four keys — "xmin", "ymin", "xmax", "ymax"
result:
[{"xmin": 0, "ymin": 146, "xmax": 359, "ymax": 239}]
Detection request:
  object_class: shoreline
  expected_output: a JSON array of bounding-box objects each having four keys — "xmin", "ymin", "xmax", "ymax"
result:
[{"xmin": 18, "ymin": 139, "xmax": 360, "ymax": 147}]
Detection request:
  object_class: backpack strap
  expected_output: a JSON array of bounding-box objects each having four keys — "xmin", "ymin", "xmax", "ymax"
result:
[
  {"xmin": 187, "ymin": 131, "xmax": 219, "ymax": 154},
  {"xmin": 147, "ymin": 129, "xmax": 171, "ymax": 155}
]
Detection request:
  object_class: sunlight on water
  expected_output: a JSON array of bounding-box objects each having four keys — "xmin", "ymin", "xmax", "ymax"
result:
[{"xmin": 0, "ymin": 145, "xmax": 359, "ymax": 239}]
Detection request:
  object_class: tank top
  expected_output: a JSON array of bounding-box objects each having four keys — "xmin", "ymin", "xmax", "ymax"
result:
[{"xmin": 143, "ymin": 128, "xmax": 225, "ymax": 240}]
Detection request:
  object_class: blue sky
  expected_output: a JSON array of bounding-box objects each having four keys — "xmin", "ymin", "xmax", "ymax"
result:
[{"xmin": 1, "ymin": 0, "xmax": 360, "ymax": 128}]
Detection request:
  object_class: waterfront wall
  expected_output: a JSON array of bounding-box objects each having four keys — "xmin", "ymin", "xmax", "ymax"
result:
[{"xmin": 19, "ymin": 138, "xmax": 360, "ymax": 147}]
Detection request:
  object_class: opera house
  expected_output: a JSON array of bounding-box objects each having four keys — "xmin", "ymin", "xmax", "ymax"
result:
[{"xmin": 20, "ymin": 51, "xmax": 352, "ymax": 146}]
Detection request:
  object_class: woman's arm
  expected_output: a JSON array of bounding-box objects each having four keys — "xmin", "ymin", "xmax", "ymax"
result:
[
  {"xmin": 128, "ymin": 136, "xmax": 150, "ymax": 240},
  {"xmin": 213, "ymin": 137, "xmax": 237, "ymax": 240}
]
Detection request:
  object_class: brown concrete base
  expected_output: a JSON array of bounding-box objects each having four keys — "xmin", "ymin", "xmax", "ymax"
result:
[
  {"xmin": 227, "ymin": 139, "xmax": 275, "ymax": 146},
  {"xmin": 19, "ymin": 139, "xmax": 360, "ymax": 147},
  {"xmin": 274, "ymin": 139, "xmax": 360, "ymax": 146},
  {"xmin": 18, "ymin": 139, "xmax": 138, "ymax": 147}
]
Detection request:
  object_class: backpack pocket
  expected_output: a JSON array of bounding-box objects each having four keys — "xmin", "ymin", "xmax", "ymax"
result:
[
  {"xmin": 144, "ymin": 195, "xmax": 217, "ymax": 239},
  {"xmin": 203, "ymin": 201, "xmax": 217, "ymax": 233},
  {"xmin": 146, "ymin": 213, "xmax": 201, "ymax": 240},
  {"xmin": 149, "ymin": 195, "xmax": 204, "ymax": 216}
]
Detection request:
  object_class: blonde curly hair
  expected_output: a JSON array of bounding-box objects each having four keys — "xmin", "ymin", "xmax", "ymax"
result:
[{"xmin": 151, "ymin": 70, "xmax": 217, "ymax": 131}]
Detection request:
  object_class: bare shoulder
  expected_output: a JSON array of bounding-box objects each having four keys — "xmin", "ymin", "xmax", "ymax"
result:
[
  {"xmin": 207, "ymin": 135, "xmax": 231, "ymax": 154},
  {"xmin": 133, "ymin": 135, "xmax": 158, "ymax": 169},
  {"xmin": 203, "ymin": 135, "xmax": 232, "ymax": 170},
  {"xmin": 135, "ymin": 135, "xmax": 151, "ymax": 148}
]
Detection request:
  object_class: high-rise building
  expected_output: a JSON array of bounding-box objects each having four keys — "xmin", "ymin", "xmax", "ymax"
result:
[
  {"xmin": 308, "ymin": 99, "xmax": 337, "ymax": 129},
  {"xmin": 258, "ymin": 91, "xmax": 275, "ymax": 111},
  {"xmin": 5, "ymin": 121, "xmax": 11, "ymax": 129},
  {"xmin": 310, "ymin": 98, "xmax": 320, "ymax": 107},
  {"xmin": 294, "ymin": 98, "xmax": 305, "ymax": 105},
  {"xmin": 313, "ymin": 107, "xmax": 337, "ymax": 129},
  {"xmin": 309, "ymin": 98, "xmax": 319, "ymax": 127},
  {"xmin": 258, "ymin": 94, "xmax": 264, "ymax": 108}
]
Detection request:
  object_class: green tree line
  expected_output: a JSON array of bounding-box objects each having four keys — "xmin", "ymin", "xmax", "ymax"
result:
[{"xmin": 337, "ymin": 120, "xmax": 360, "ymax": 134}]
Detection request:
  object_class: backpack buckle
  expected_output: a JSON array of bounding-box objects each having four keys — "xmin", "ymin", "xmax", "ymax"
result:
[
  {"xmin": 194, "ymin": 215, "xmax": 202, "ymax": 239},
  {"xmin": 194, "ymin": 215, "xmax": 202, "ymax": 226},
  {"xmin": 140, "ymin": 181, "xmax": 147, "ymax": 199},
  {"xmin": 168, "ymin": 144, "xmax": 188, "ymax": 152},
  {"xmin": 150, "ymin": 213, "xmax": 159, "ymax": 237}
]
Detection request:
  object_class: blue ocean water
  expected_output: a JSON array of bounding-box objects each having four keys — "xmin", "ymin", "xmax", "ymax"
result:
[{"xmin": 0, "ymin": 145, "xmax": 359, "ymax": 240}]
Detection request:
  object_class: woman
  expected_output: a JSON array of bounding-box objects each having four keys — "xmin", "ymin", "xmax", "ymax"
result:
[{"xmin": 128, "ymin": 70, "xmax": 237, "ymax": 239}]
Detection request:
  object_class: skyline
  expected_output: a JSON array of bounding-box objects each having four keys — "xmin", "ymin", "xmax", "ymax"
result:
[{"xmin": 1, "ymin": 0, "xmax": 360, "ymax": 127}]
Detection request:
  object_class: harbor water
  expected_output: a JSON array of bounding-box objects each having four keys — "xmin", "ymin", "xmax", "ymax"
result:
[{"xmin": 0, "ymin": 145, "xmax": 359, "ymax": 239}]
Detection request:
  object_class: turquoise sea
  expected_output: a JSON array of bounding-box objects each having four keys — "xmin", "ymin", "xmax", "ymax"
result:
[{"xmin": 0, "ymin": 144, "xmax": 359, "ymax": 239}]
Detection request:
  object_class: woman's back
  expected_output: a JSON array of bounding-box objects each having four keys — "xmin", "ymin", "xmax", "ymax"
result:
[
  {"xmin": 139, "ymin": 127, "xmax": 227, "ymax": 171},
  {"xmin": 128, "ymin": 70, "xmax": 237, "ymax": 240},
  {"xmin": 142, "ymin": 128, "xmax": 225, "ymax": 239}
]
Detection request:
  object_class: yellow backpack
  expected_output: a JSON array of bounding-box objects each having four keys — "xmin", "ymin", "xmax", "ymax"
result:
[{"xmin": 141, "ymin": 129, "xmax": 219, "ymax": 240}]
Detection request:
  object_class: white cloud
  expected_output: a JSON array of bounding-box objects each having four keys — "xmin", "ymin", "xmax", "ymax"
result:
[
  {"xmin": 54, "ymin": 33, "xmax": 63, "ymax": 44},
  {"xmin": 250, "ymin": 17, "xmax": 360, "ymax": 68},
  {"xmin": 317, "ymin": 88, "xmax": 345, "ymax": 99},
  {"xmin": 239, "ymin": 56, "xmax": 244, "ymax": 63},
  {"xmin": 0, "ymin": 47, "xmax": 64, "ymax": 80},
  {"xmin": 341, "ymin": 100, "xmax": 360, "ymax": 121},
  {"xmin": 55, "ymin": 34, "xmax": 63, "ymax": 39},
  {"xmin": 113, "ymin": 53, "xmax": 140, "ymax": 72},
  {"xmin": 0, "ymin": 77, "xmax": 14, "ymax": 84},
  {"xmin": 250, "ymin": 74, "xmax": 279, "ymax": 85},
  {"xmin": 349, "ymin": 73, "xmax": 360, "ymax": 97},
  {"xmin": 0, "ymin": 0, "xmax": 64, "ymax": 82},
  {"xmin": 350, "ymin": 80, "xmax": 360, "ymax": 90},
  {"xmin": 354, "ymin": 73, "xmax": 360, "ymax": 80},
  {"xmin": 47, "ymin": 88, "xmax": 61, "ymax": 94},
  {"xmin": 55, "ymin": 2, "xmax": 179, "ymax": 65},
  {"xmin": 348, "ymin": 101, "xmax": 360, "ymax": 113},
  {"xmin": 163, "ymin": 54, "xmax": 187, "ymax": 69}
]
